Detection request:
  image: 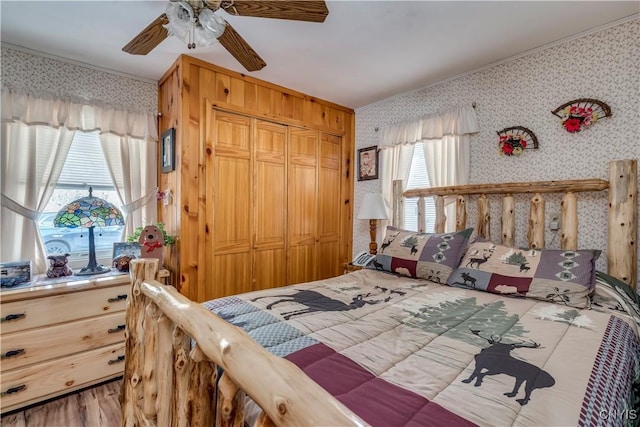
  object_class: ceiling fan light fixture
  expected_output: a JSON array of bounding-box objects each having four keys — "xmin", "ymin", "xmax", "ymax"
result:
[
  {"xmin": 164, "ymin": 1, "xmax": 225, "ymax": 50},
  {"xmin": 164, "ymin": 2, "xmax": 194, "ymax": 46},
  {"xmin": 165, "ymin": 2, "xmax": 194, "ymax": 27},
  {"xmin": 198, "ymin": 8, "xmax": 226, "ymax": 37},
  {"xmin": 193, "ymin": 25, "xmax": 219, "ymax": 48}
]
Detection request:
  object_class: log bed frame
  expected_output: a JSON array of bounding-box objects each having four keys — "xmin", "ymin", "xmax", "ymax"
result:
[{"xmin": 121, "ymin": 159, "xmax": 636, "ymax": 427}]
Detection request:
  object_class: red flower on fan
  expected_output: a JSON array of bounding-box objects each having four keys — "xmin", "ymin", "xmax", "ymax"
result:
[
  {"xmin": 563, "ymin": 117, "xmax": 582, "ymax": 133},
  {"xmin": 559, "ymin": 105, "xmax": 597, "ymax": 133},
  {"xmin": 498, "ymin": 134, "xmax": 527, "ymax": 156}
]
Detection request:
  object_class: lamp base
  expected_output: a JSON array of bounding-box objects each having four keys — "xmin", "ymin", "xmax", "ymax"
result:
[
  {"xmin": 74, "ymin": 226, "xmax": 110, "ymax": 276},
  {"xmin": 75, "ymin": 264, "xmax": 110, "ymax": 276},
  {"xmin": 368, "ymin": 219, "xmax": 378, "ymax": 255}
]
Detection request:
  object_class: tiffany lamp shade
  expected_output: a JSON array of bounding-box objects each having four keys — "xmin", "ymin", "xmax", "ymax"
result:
[{"xmin": 53, "ymin": 187, "xmax": 125, "ymax": 275}]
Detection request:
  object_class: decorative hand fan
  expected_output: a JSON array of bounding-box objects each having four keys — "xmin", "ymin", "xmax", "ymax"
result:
[
  {"xmin": 122, "ymin": 0, "xmax": 329, "ymax": 72},
  {"xmin": 496, "ymin": 126, "xmax": 539, "ymax": 157},
  {"xmin": 551, "ymin": 98, "xmax": 611, "ymax": 133}
]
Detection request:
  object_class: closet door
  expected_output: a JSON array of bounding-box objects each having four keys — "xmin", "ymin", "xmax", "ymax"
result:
[
  {"xmin": 317, "ymin": 133, "xmax": 342, "ymax": 279},
  {"xmin": 205, "ymin": 111, "xmax": 252, "ymax": 299},
  {"xmin": 254, "ymin": 121, "xmax": 287, "ymax": 290},
  {"xmin": 288, "ymin": 128, "xmax": 318, "ymax": 284}
]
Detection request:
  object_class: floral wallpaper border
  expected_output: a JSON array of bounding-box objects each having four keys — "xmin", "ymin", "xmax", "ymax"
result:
[{"xmin": 1, "ymin": 46, "xmax": 157, "ymax": 113}]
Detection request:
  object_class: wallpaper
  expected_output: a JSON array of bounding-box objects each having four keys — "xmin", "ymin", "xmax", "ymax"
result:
[
  {"xmin": 354, "ymin": 19, "xmax": 639, "ymax": 282},
  {"xmin": 0, "ymin": 47, "xmax": 157, "ymax": 113}
]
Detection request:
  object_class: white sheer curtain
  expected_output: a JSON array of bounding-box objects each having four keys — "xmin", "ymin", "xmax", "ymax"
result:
[
  {"xmin": 1, "ymin": 87, "xmax": 158, "ymax": 273},
  {"xmin": 380, "ymin": 145, "xmax": 414, "ymax": 226},
  {"xmin": 378, "ymin": 105, "xmax": 478, "ymax": 229},
  {"xmin": 1, "ymin": 123, "xmax": 74, "ymax": 272},
  {"xmin": 100, "ymin": 134, "xmax": 158, "ymax": 237},
  {"xmin": 422, "ymin": 135, "xmax": 471, "ymax": 231}
]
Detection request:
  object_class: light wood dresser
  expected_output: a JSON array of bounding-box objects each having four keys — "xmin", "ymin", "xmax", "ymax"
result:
[{"xmin": 0, "ymin": 269, "xmax": 167, "ymax": 414}]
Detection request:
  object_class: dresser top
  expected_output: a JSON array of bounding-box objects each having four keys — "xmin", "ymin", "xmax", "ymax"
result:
[{"xmin": 1, "ymin": 268, "xmax": 168, "ymax": 303}]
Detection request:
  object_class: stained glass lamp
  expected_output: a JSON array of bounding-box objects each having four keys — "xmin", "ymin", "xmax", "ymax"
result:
[{"xmin": 53, "ymin": 187, "xmax": 125, "ymax": 275}]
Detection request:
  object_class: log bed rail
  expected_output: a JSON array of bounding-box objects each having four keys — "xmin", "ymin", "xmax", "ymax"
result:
[
  {"xmin": 392, "ymin": 159, "xmax": 637, "ymax": 289},
  {"xmin": 121, "ymin": 258, "xmax": 366, "ymax": 427}
]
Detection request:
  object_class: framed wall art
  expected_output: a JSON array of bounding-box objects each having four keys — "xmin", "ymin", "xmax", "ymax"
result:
[
  {"xmin": 357, "ymin": 145, "xmax": 379, "ymax": 181},
  {"xmin": 161, "ymin": 128, "xmax": 175, "ymax": 173},
  {"xmin": 0, "ymin": 260, "xmax": 31, "ymax": 288},
  {"xmin": 113, "ymin": 242, "xmax": 141, "ymax": 260}
]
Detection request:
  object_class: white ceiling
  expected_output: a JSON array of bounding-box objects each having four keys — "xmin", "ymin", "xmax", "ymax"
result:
[{"xmin": 1, "ymin": 1, "xmax": 638, "ymax": 109}]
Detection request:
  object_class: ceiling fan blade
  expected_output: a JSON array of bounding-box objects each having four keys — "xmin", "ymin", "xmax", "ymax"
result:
[
  {"xmin": 221, "ymin": 1, "xmax": 328, "ymax": 23},
  {"xmin": 122, "ymin": 14, "xmax": 169, "ymax": 55},
  {"xmin": 218, "ymin": 22, "xmax": 266, "ymax": 72}
]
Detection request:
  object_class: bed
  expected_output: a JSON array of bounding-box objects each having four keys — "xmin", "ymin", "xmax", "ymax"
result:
[{"xmin": 121, "ymin": 159, "xmax": 638, "ymax": 427}]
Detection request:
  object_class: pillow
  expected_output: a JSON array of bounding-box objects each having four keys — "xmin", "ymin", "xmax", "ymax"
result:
[
  {"xmin": 446, "ymin": 239, "xmax": 600, "ymax": 308},
  {"xmin": 368, "ymin": 226, "xmax": 473, "ymax": 284}
]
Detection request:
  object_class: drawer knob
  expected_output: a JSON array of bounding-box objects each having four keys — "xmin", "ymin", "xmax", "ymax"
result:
[
  {"xmin": 108, "ymin": 355, "xmax": 125, "ymax": 365},
  {"xmin": 107, "ymin": 294, "xmax": 128, "ymax": 303},
  {"xmin": 1, "ymin": 349, "xmax": 25, "ymax": 359},
  {"xmin": 1, "ymin": 384, "xmax": 26, "ymax": 397},
  {"xmin": 0, "ymin": 313, "xmax": 26, "ymax": 322},
  {"xmin": 108, "ymin": 324, "xmax": 126, "ymax": 334}
]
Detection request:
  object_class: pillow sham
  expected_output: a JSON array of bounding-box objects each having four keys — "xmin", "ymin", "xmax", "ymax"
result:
[
  {"xmin": 368, "ymin": 226, "xmax": 473, "ymax": 284},
  {"xmin": 446, "ymin": 239, "xmax": 600, "ymax": 308}
]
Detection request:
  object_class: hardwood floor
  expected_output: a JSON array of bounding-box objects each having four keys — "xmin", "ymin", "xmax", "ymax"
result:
[{"xmin": 1, "ymin": 379, "xmax": 122, "ymax": 427}]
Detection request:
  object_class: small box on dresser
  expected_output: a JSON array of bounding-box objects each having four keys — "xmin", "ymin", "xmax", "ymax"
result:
[{"xmin": 0, "ymin": 269, "xmax": 168, "ymax": 414}]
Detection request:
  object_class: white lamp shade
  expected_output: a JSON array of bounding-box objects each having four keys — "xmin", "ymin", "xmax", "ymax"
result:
[{"xmin": 357, "ymin": 193, "xmax": 389, "ymax": 220}]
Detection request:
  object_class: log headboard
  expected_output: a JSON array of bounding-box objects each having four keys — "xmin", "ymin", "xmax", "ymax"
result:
[{"xmin": 391, "ymin": 159, "xmax": 637, "ymax": 290}]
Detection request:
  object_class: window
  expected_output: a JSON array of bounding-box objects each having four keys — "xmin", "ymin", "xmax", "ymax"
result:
[
  {"xmin": 403, "ymin": 143, "xmax": 435, "ymax": 233},
  {"xmin": 38, "ymin": 131, "xmax": 124, "ymax": 268}
]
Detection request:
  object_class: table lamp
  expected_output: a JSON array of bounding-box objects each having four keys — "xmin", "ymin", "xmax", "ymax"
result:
[
  {"xmin": 357, "ymin": 193, "xmax": 389, "ymax": 254},
  {"xmin": 53, "ymin": 187, "xmax": 125, "ymax": 275}
]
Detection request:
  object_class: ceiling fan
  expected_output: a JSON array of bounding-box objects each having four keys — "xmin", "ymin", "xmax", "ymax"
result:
[{"xmin": 122, "ymin": 0, "xmax": 328, "ymax": 72}]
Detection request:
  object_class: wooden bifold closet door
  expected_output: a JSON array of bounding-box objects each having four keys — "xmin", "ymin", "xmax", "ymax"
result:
[
  {"xmin": 254, "ymin": 120, "xmax": 287, "ymax": 291},
  {"xmin": 316, "ymin": 132, "xmax": 342, "ymax": 280},
  {"xmin": 204, "ymin": 109, "xmax": 343, "ymax": 300},
  {"xmin": 205, "ymin": 111, "xmax": 253, "ymax": 297}
]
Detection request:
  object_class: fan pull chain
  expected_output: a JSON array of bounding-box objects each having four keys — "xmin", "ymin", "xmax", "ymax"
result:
[{"xmin": 188, "ymin": 24, "xmax": 195, "ymax": 49}]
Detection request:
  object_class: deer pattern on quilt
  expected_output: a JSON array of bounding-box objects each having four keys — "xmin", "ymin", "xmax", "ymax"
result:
[
  {"xmin": 251, "ymin": 289, "xmax": 391, "ymax": 320},
  {"xmin": 462, "ymin": 329, "xmax": 555, "ymax": 406}
]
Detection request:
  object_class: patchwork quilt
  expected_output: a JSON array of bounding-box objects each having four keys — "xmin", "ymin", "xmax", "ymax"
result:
[{"xmin": 204, "ymin": 269, "xmax": 640, "ymax": 427}]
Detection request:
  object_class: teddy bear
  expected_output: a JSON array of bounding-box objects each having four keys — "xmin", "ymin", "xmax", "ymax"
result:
[
  {"xmin": 138, "ymin": 225, "xmax": 164, "ymax": 266},
  {"xmin": 113, "ymin": 254, "xmax": 136, "ymax": 272},
  {"xmin": 46, "ymin": 254, "xmax": 73, "ymax": 278}
]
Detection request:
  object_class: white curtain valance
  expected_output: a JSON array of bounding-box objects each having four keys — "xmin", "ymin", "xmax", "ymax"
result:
[
  {"xmin": 378, "ymin": 105, "xmax": 479, "ymax": 149},
  {"xmin": 378, "ymin": 120, "xmax": 423, "ymax": 149},
  {"xmin": 1, "ymin": 87, "xmax": 158, "ymax": 141}
]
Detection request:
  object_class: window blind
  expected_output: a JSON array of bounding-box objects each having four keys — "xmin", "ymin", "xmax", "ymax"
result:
[
  {"xmin": 57, "ymin": 131, "xmax": 115, "ymax": 190},
  {"xmin": 403, "ymin": 143, "xmax": 436, "ymax": 233}
]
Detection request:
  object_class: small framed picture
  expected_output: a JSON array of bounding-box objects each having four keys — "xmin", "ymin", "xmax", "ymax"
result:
[
  {"xmin": 1, "ymin": 261, "xmax": 31, "ymax": 288},
  {"xmin": 113, "ymin": 242, "xmax": 141, "ymax": 260},
  {"xmin": 161, "ymin": 128, "xmax": 175, "ymax": 173},
  {"xmin": 357, "ymin": 145, "xmax": 379, "ymax": 181}
]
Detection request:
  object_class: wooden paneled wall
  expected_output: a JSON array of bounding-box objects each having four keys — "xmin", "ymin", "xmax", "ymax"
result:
[{"xmin": 158, "ymin": 55, "xmax": 355, "ymax": 301}]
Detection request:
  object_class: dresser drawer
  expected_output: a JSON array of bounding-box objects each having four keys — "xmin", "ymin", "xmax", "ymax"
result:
[
  {"xmin": 0, "ymin": 342, "xmax": 126, "ymax": 413},
  {"xmin": 1, "ymin": 284, "xmax": 129, "ymax": 334},
  {"xmin": 1, "ymin": 312, "xmax": 126, "ymax": 371}
]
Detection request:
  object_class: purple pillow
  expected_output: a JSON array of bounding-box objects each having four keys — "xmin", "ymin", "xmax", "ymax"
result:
[
  {"xmin": 446, "ymin": 240, "xmax": 600, "ymax": 308},
  {"xmin": 369, "ymin": 226, "xmax": 473, "ymax": 284}
]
